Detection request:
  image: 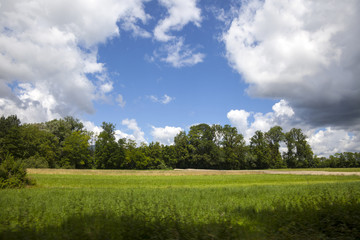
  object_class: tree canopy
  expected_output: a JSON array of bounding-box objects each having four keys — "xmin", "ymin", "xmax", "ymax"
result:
[{"xmin": 0, "ymin": 115, "xmax": 358, "ymax": 170}]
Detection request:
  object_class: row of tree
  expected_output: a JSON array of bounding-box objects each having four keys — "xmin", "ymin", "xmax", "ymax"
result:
[{"xmin": 0, "ymin": 115, "xmax": 359, "ymax": 169}]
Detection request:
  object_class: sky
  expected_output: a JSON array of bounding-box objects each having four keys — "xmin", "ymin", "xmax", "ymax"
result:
[{"xmin": 0, "ymin": 0, "xmax": 359, "ymax": 156}]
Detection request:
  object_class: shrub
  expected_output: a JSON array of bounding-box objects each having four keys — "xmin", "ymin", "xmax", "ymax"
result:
[{"xmin": 0, "ymin": 155, "xmax": 35, "ymax": 189}]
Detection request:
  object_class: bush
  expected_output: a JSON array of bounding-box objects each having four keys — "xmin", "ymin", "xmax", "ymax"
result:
[{"xmin": 0, "ymin": 155, "xmax": 35, "ymax": 189}]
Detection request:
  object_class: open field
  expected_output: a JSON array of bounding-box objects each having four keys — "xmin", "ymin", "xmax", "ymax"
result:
[{"xmin": 1, "ymin": 169, "xmax": 360, "ymax": 239}]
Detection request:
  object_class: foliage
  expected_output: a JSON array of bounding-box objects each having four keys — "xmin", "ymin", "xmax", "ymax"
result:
[
  {"xmin": 0, "ymin": 115, "xmax": 22, "ymax": 162},
  {"xmin": 95, "ymin": 122, "xmax": 124, "ymax": 169},
  {"xmin": 22, "ymin": 155, "xmax": 49, "ymax": 168},
  {"xmin": 1, "ymin": 114, "xmax": 359, "ymax": 170},
  {"xmin": 283, "ymin": 128, "xmax": 314, "ymax": 168},
  {"xmin": 317, "ymin": 152, "xmax": 360, "ymax": 168},
  {"xmin": 250, "ymin": 130, "xmax": 272, "ymax": 169},
  {"xmin": 60, "ymin": 131, "xmax": 91, "ymax": 169},
  {"xmin": 265, "ymin": 126, "xmax": 286, "ymax": 168},
  {"xmin": 0, "ymin": 155, "xmax": 34, "ymax": 188}
]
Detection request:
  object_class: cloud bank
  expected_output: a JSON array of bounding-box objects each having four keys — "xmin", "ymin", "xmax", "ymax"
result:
[
  {"xmin": 151, "ymin": 126, "xmax": 183, "ymax": 145},
  {"xmin": 228, "ymin": 100, "xmax": 360, "ymax": 157},
  {"xmin": 0, "ymin": 0, "xmax": 149, "ymax": 123},
  {"xmin": 223, "ymin": 0, "xmax": 360, "ymax": 130}
]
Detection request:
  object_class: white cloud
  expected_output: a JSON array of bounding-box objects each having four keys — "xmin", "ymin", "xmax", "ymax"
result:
[
  {"xmin": 152, "ymin": 0, "xmax": 204, "ymax": 68},
  {"xmin": 116, "ymin": 94, "xmax": 126, "ymax": 108},
  {"xmin": 82, "ymin": 119, "xmax": 147, "ymax": 145},
  {"xmin": 154, "ymin": 0, "xmax": 202, "ymax": 42},
  {"xmin": 99, "ymin": 82, "xmax": 113, "ymax": 94},
  {"xmin": 83, "ymin": 118, "xmax": 146, "ymax": 145},
  {"xmin": 222, "ymin": 0, "xmax": 360, "ymax": 129},
  {"xmin": 82, "ymin": 120, "xmax": 103, "ymax": 136},
  {"xmin": 272, "ymin": 99, "xmax": 294, "ymax": 118},
  {"xmin": 0, "ymin": 0, "xmax": 150, "ymax": 123},
  {"xmin": 228, "ymin": 100, "xmax": 296, "ymax": 142},
  {"xmin": 227, "ymin": 109, "xmax": 250, "ymax": 136},
  {"xmin": 307, "ymin": 128, "xmax": 360, "ymax": 157},
  {"xmin": 149, "ymin": 94, "xmax": 174, "ymax": 104},
  {"xmin": 159, "ymin": 38, "xmax": 205, "ymax": 67},
  {"xmin": 121, "ymin": 118, "xmax": 146, "ymax": 144},
  {"xmin": 227, "ymin": 100, "xmax": 360, "ymax": 156},
  {"xmin": 151, "ymin": 126, "xmax": 183, "ymax": 145}
]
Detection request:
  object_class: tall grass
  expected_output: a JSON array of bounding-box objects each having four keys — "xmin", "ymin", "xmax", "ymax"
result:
[{"xmin": 1, "ymin": 173, "xmax": 359, "ymax": 239}]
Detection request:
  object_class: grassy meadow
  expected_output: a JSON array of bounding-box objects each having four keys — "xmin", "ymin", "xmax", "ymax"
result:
[{"xmin": 1, "ymin": 169, "xmax": 360, "ymax": 239}]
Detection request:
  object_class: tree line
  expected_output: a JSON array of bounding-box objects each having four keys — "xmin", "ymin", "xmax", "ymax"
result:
[{"xmin": 1, "ymin": 115, "xmax": 359, "ymax": 170}]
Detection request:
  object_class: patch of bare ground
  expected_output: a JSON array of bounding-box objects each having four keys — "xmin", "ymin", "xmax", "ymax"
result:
[{"xmin": 27, "ymin": 168, "xmax": 360, "ymax": 176}]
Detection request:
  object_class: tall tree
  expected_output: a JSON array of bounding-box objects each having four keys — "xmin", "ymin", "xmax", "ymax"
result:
[
  {"xmin": 61, "ymin": 131, "xmax": 91, "ymax": 169},
  {"xmin": 265, "ymin": 126, "xmax": 286, "ymax": 168},
  {"xmin": 19, "ymin": 124, "xmax": 59, "ymax": 168},
  {"xmin": 161, "ymin": 145, "xmax": 177, "ymax": 169},
  {"xmin": 0, "ymin": 115, "xmax": 22, "ymax": 161},
  {"xmin": 283, "ymin": 128, "xmax": 314, "ymax": 168},
  {"xmin": 221, "ymin": 125, "xmax": 247, "ymax": 169},
  {"xmin": 146, "ymin": 142, "xmax": 164, "ymax": 169},
  {"xmin": 123, "ymin": 140, "xmax": 150, "ymax": 169},
  {"xmin": 95, "ymin": 122, "xmax": 124, "ymax": 169},
  {"xmin": 250, "ymin": 130, "xmax": 271, "ymax": 169},
  {"xmin": 188, "ymin": 124, "xmax": 219, "ymax": 168},
  {"xmin": 174, "ymin": 131, "xmax": 192, "ymax": 168}
]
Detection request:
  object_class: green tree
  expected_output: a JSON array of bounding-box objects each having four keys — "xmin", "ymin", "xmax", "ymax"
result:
[
  {"xmin": 283, "ymin": 128, "xmax": 314, "ymax": 168},
  {"xmin": 250, "ymin": 130, "xmax": 271, "ymax": 169},
  {"xmin": 43, "ymin": 116, "xmax": 84, "ymax": 145},
  {"xmin": 265, "ymin": 126, "xmax": 286, "ymax": 168},
  {"xmin": 61, "ymin": 131, "xmax": 91, "ymax": 168},
  {"xmin": 161, "ymin": 145, "xmax": 177, "ymax": 169},
  {"xmin": 188, "ymin": 124, "xmax": 219, "ymax": 169},
  {"xmin": 220, "ymin": 125, "xmax": 247, "ymax": 169},
  {"xmin": 19, "ymin": 124, "xmax": 59, "ymax": 168},
  {"xmin": 95, "ymin": 122, "xmax": 124, "ymax": 169},
  {"xmin": 174, "ymin": 131, "xmax": 192, "ymax": 168},
  {"xmin": 146, "ymin": 142, "xmax": 165, "ymax": 169},
  {"xmin": 0, "ymin": 115, "xmax": 22, "ymax": 162},
  {"xmin": 123, "ymin": 141, "xmax": 150, "ymax": 169}
]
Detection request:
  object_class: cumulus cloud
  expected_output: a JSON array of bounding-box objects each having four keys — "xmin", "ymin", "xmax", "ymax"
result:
[
  {"xmin": 120, "ymin": 118, "xmax": 146, "ymax": 144},
  {"xmin": 0, "ymin": 0, "xmax": 150, "ymax": 123},
  {"xmin": 154, "ymin": 0, "xmax": 202, "ymax": 42},
  {"xmin": 227, "ymin": 109, "xmax": 250, "ymax": 136},
  {"xmin": 222, "ymin": 0, "xmax": 360, "ymax": 130},
  {"xmin": 82, "ymin": 119, "xmax": 146, "ymax": 145},
  {"xmin": 149, "ymin": 94, "xmax": 174, "ymax": 104},
  {"xmin": 307, "ymin": 128, "xmax": 360, "ymax": 157},
  {"xmin": 228, "ymin": 100, "xmax": 295, "ymax": 143},
  {"xmin": 228, "ymin": 100, "xmax": 360, "ymax": 156},
  {"xmin": 151, "ymin": 126, "xmax": 183, "ymax": 145},
  {"xmin": 82, "ymin": 120, "xmax": 103, "ymax": 136}
]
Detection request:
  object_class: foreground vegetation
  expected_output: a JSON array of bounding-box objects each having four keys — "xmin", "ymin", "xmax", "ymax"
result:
[
  {"xmin": 1, "ymin": 115, "xmax": 359, "ymax": 171},
  {"xmin": 1, "ymin": 171, "xmax": 360, "ymax": 239},
  {"xmin": 0, "ymin": 155, "xmax": 34, "ymax": 189}
]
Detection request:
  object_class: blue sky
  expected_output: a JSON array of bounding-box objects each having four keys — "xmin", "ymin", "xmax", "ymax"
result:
[{"xmin": 1, "ymin": 0, "xmax": 359, "ymax": 156}]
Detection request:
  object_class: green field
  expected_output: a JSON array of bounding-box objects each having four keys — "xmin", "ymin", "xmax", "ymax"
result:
[{"xmin": 1, "ymin": 170, "xmax": 360, "ymax": 239}]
